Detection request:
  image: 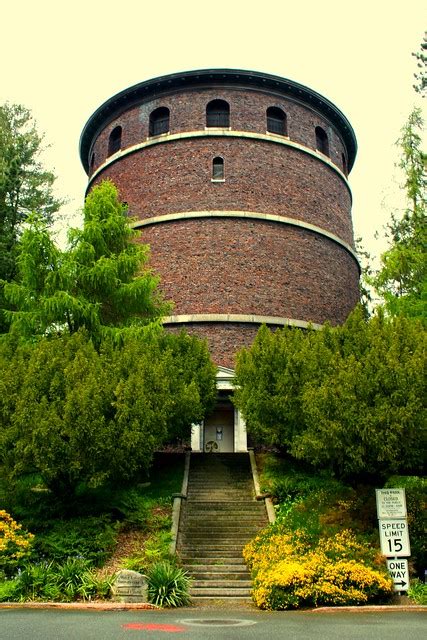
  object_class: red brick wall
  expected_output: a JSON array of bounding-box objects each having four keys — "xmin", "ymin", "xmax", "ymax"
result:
[
  {"xmin": 84, "ymin": 83, "xmax": 359, "ymax": 366},
  {"xmin": 143, "ymin": 218, "xmax": 359, "ymax": 320},
  {"xmin": 166, "ymin": 322, "xmax": 261, "ymax": 370},
  {"xmin": 92, "ymin": 137, "xmax": 353, "ymax": 246},
  {"xmin": 89, "ymin": 87, "xmax": 349, "ymax": 176}
]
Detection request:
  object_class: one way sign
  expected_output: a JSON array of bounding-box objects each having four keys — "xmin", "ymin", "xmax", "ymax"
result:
[{"xmin": 386, "ymin": 558, "xmax": 409, "ymax": 592}]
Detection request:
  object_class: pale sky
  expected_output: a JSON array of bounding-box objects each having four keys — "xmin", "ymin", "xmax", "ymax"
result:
[{"xmin": 1, "ymin": 0, "xmax": 425, "ymax": 259}]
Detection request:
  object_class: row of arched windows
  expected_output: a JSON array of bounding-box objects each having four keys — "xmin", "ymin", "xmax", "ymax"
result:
[{"xmin": 99, "ymin": 101, "xmax": 344, "ymax": 172}]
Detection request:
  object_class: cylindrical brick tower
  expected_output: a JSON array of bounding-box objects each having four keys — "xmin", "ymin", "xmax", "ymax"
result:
[{"xmin": 80, "ymin": 69, "xmax": 359, "ymax": 374}]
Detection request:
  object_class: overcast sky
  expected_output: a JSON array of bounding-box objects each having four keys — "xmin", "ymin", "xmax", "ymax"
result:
[{"xmin": 1, "ymin": 0, "xmax": 425, "ymax": 258}]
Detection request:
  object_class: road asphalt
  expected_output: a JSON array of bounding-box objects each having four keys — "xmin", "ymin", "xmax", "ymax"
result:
[
  {"xmin": 0, "ymin": 606, "xmax": 427, "ymax": 640},
  {"xmin": 0, "ymin": 602, "xmax": 425, "ymax": 640}
]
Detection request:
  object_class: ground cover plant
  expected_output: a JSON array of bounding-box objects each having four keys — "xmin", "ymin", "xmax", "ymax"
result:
[
  {"xmin": 0, "ymin": 453, "xmax": 185, "ymax": 603},
  {"xmin": 243, "ymin": 453, "xmax": 403, "ymax": 610}
]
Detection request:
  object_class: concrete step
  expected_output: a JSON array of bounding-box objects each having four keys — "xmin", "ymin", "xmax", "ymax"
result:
[
  {"xmin": 180, "ymin": 550, "xmax": 245, "ymax": 558},
  {"xmin": 183, "ymin": 564, "xmax": 249, "ymax": 573},
  {"xmin": 190, "ymin": 596, "xmax": 252, "ymax": 603},
  {"xmin": 177, "ymin": 452, "xmax": 266, "ymax": 603},
  {"xmin": 180, "ymin": 544, "xmax": 245, "ymax": 550},
  {"xmin": 187, "ymin": 491, "xmax": 253, "ymax": 497},
  {"xmin": 190, "ymin": 587, "xmax": 251, "ymax": 597},
  {"xmin": 189, "ymin": 571, "xmax": 249, "ymax": 580},
  {"xmin": 183, "ymin": 524, "xmax": 263, "ymax": 532},
  {"xmin": 180, "ymin": 555, "xmax": 246, "ymax": 563},
  {"xmin": 183, "ymin": 511, "xmax": 263, "ymax": 516},
  {"xmin": 184, "ymin": 501, "xmax": 263, "ymax": 508},
  {"xmin": 183, "ymin": 513, "xmax": 264, "ymax": 531},
  {"xmin": 191, "ymin": 579, "xmax": 252, "ymax": 588},
  {"xmin": 183, "ymin": 520, "xmax": 265, "ymax": 526}
]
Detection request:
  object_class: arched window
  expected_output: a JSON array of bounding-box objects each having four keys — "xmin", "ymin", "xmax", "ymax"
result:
[
  {"xmin": 108, "ymin": 126, "xmax": 122, "ymax": 156},
  {"xmin": 149, "ymin": 107, "xmax": 170, "ymax": 136},
  {"xmin": 206, "ymin": 100, "xmax": 230, "ymax": 128},
  {"xmin": 90, "ymin": 152, "xmax": 96, "ymax": 172},
  {"xmin": 342, "ymin": 153, "xmax": 348, "ymax": 176},
  {"xmin": 315, "ymin": 126, "xmax": 329, "ymax": 157},
  {"xmin": 266, "ymin": 107, "xmax": 287, "ymax": 136},
  {"xmin": 212, "ymin": 157, "xmax": 224, "ymax": 180}
]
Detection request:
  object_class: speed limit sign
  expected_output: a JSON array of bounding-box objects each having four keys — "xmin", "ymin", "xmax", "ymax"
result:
[{"xmin": 379, "ymin": 519, "xmax": 411, "ymax": 557}]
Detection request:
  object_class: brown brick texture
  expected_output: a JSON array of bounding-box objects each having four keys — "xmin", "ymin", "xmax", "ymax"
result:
[{"xmin": 84, "ymin": 84, "xmax": 359, "ymax": 366}]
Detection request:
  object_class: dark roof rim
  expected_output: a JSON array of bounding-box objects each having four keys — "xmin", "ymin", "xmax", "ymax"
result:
[{"xmin": 79, "ymin": 68, "xmax": 357, "ymax": 174}]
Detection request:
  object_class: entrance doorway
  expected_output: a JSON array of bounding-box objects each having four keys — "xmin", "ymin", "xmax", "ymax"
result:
[
  {"xmin": 190, "ymin": 366, "xmax": 247, "ymax": 453},
  {"xmin": 203, "ymin": 399, "xmax": 235, "ymax": 453}
]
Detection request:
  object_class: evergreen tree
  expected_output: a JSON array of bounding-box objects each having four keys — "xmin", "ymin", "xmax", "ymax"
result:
[
  {"xmin": 4, "ymin": 180, "xmax": 169, "ymax": 343},
  {"xmin": 369, "ymin": 108, "xmax": 426, "ymax": 321},
  {"xmin": 234, "ymin": 308, "xmax": 426, "ymax": 479},
  {"xmin": 0, "ymin": 103, "xmax": 63, "ymax": 331},
  {"xmin": 0, "ymin": 327, "xmax": 216, "ymax": 497},
  {"xmin": 412, "ymin": 32, "xmax": 427, "ymax": 97}
]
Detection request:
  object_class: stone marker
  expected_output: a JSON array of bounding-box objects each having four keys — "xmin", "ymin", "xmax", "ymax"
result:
[{"xmin": 112, "ymin": 569, "xmax": 148, "ymax": 603}]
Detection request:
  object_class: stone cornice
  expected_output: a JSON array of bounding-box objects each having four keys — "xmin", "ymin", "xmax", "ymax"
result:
[
  {"xmin": 80, "ymin": 69, "xmax": 357, "ymax": 173},
  {"xmin": 86, "ymin": 129, "xmax": 352, "ymax": 199},
  {"xmin": 162, "ymin": 314, "xmax": 323, "ymax": 330}
]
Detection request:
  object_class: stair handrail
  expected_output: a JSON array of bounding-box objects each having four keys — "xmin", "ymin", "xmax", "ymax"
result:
[
  {"xmin": 248, "ymin": 448, "xmax": 276, "ymax": 523},
  {"xmin": 169, "ymin": 450, "xmax": 191, "ymax": 555}
]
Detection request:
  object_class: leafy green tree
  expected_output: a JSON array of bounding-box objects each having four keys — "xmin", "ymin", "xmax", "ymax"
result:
[
  {"xmin": 295, "ymin": 310, "xmax": 425, "ymax": 476},
  {"xmin": 234, "ymin": 308, "xmax": 426, "ymax": 479},
  {"xmin": 234, "ymin": 325, "xmax": 325, "ymax": 448},
  {"xmin": 0, "ymin": 103, "xmax": 63, "ymax": 331},
  {"xmin": 4, "ymin": 180, "xmax": 169, "ymax": 343},
  {"xmin": 0, "ymin": 179, "xmax": 216, "ymax": 497},
  {"xmin": 0, "ymin": 327, "xmax": 216, "ymax": 496},
  {"xmin": 369, "ymin": 108, "xmax": 426, "ymax": 321}
]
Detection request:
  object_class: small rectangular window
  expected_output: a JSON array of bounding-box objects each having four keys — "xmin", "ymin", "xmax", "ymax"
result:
[{"xmin": 212, "ymin": 157, "xmax": 224, "ymax": 180}]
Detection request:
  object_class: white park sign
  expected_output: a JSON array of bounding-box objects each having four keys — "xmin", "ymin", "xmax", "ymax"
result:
[{"xmin": 375, "ymin": 488, "xmax": 407, "ymax": 519}]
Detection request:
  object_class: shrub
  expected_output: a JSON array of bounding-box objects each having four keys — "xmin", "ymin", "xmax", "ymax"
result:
[
  {"xmin": 0, "ymin": 558, "xmax": 114, "ymax": 602},
  {"xmin": 0, "ymin": 578, "xmax": 20, "ymax": 602},
  {"xmin": 245, "ymin": 527, "xmax": 393, "ymax": 610},
  {"xmin": 408, "ymin": 579, "xmax": 427, "ymax": 605},
  {"xmin": 32, "ymin": 516, "xmax": 118, "ymax": 566},
  {"xmin": 147, "ymin": 561, "xmax": 191, "ymax": 607},
  {"xmin": 0, "ymin": 510, "xmax": 34, "ymax": 576}
]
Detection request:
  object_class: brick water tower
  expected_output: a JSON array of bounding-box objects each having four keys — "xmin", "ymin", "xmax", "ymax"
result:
[{"xmin": 80, "ymin": 69, "xmax": 359, "ymax": 452}]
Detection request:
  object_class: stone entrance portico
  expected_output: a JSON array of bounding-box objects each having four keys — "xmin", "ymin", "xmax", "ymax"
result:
[{"xmin": 191, "ymin": 366, "xmax": 247, "ymax": 453}]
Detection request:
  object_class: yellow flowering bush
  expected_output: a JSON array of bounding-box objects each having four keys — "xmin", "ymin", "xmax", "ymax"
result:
[
  {"xmin": 244, "ymin": 526, "xmax": 394, "ymax": 610},
  {"xmin": 0, "ymin": 510, "xmax": 34, "ymax": 574}
]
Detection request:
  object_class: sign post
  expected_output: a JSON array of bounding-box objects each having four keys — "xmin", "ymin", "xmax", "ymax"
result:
[{"xmin": 376, "ymin": 488, "xmax": 410, "ymax": 593}]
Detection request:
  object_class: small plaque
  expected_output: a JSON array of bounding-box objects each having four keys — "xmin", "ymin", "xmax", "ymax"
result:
[
  {"xmin": 376, "ymin": 488, "xmax": 407, "ymax": 519},
  {"xmin": 112, "ymin": 569, "xmax": 148, "ymax": 603}
]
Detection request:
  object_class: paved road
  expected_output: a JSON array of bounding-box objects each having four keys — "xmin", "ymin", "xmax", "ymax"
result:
[{"xmin": 0, "ymin": 608, "xmax": 426, "ymax": 640}]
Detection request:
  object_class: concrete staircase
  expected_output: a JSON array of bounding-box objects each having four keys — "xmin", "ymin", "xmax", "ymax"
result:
[{"xmin": 177, "ymin": 453, "xmax": 268, "ymax": 602}]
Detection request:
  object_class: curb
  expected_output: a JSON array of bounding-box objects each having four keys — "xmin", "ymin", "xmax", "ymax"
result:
[
  {"xmin": 0, "ymin": 602, "xmax": 159, "ymax": 611},
  {"xmin": 311, "ymin": 605, "xmax": 426, "ymax": 613},
  {"xmin": 0, "ymin": 602, "xmax": 425, "ymax": 612}
]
